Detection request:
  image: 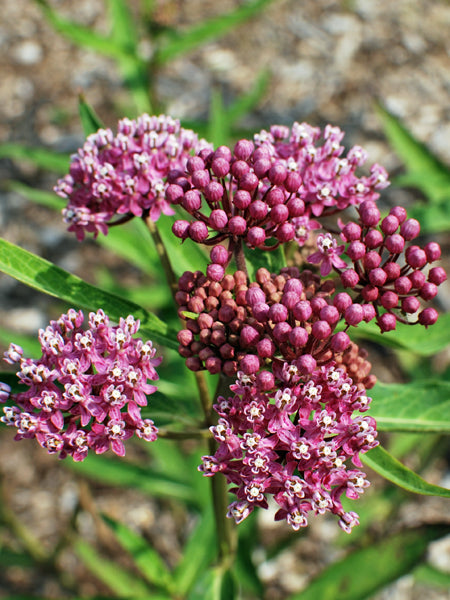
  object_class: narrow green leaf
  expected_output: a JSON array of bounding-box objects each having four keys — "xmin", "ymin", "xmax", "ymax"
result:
[
  {"xmin": 97, "ymin": 218, "xmax": 160, "ymax": 275},
  {"xmin": 78, "ymin": 94, "xmax": 105, "ymax": 136},
  {"xmin": 413, "ymin": 563, "xmax": 450, "ymax": 589},
  {"xmin": 244, "ymin": 244, "xmax": 286, "ymax": 282},
  {"xmin": 0, "ymin": 142, "xmax": 69, "ymax": 173},
  {"xmin": 226, "ymin": 69, "xmax": 270, "ymax": 126},
  {"xmin": 173, "ymin": 507, "xmax": 217, "ymax": 596},
  {"xmin": 208, "ymin": 89, "xmax": 229, "ymax": 147},
  {"xmin": 351, "ymin": 313, "xmax": 450, "ymax": 356},
  {"xmin": 376, "ymin": 104, "xmax": 449, "ymax": 177},
  {"xmin": 5, "ymin": 180, "xmax": 65, "ymax": 210},
  {"xmin": 108, "ymin": 0, "xmax": 138, "ymax": 54},
  {"xmin": 65, "ymin": 453, "xmax": 200, "ymax": 504},
  {"xmin": 0, "ymin": 238, "xmax": 178, "ymax": 350},
  {"xmin": 362, "ymin": 445, "xmax": 450, "ymax": 498},
  {"xmin": 154, "ymin": 0, "xmax": 274, "ymax": 65},
  {"xmin": 369, "ymin": 380, "xmax": 450, "ymax": 433},
  {"xmin": 0, "ymin": 327, "xmax": 41, "ymax": 357},
  {"xmin": 74, "ymin": 538, "xmax": 152, "ymax": 597},
  {"xmin": 102, "ymin": 515, "xmax": 173, "ymax": 591},
  {"xmin": 288, "ymin": 525, "xmax": 450, "ymax": 600},
  {"xmin": 34, "ymin": 0, "xmax": 126, "ymax": 59}
]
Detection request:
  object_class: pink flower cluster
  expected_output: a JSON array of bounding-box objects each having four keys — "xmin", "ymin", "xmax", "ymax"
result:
[
  {"xmin": 200, "ymin": 361, "xmax": 378, "ymax": 533},
  {"xmin": 170, "ymin": 123, "xmax": 388, "ymax": 265},
  {"xmin": 0, "ymin": 309, "xmax": 161, "ymax": 461},
  {"xmin": 176, "ymin": 265, "xmax": 376, "ymax": 389},
  {"xmin": 307, "ymin": 203, "xmax": 446, "ymax": 331},
  {"xmin": 55, "ymin": 114, "xmax": 212, "ymax": 240}
]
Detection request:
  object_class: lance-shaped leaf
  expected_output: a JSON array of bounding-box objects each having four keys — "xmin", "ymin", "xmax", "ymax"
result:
[
  {"xmin": 287, "ymin": 525, "xmax": 450, "ymax": 600},
  {"xmin": 0, "ymin": 238, "xmax": 178, "ymax": 350},
  {"xmin": 102, "ymin": 515, "xmax": 173, "ymax": 592},
  {"xmin": 362, "ymin": 445, "xmax": 450, "ymax": 498},
  {"xmin": 78, "ymin": 94, "xmax": 105, "ymax": 136},
  {"xmin": 0, "ymin": 142, "xmax": 69, "ymax": 173},
  {"xmin": 351, "ymin": 314, "xmax": 450, "ymax": 356},
  {"xmin": 369, "ymin": 380, "xmax": 450, "ymax": 433}
]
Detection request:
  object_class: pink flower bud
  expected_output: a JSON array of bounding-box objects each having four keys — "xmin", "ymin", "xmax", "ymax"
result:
[
  {"xmin": 192, "ymin": 169, "xmax": 210, "ymax": 189},
  {"xmin": 362, "ymin": 304, "xmax": 376, "ymax": 322},
  {"xmin": 234, "ymin": 139, "xmax": 254, "ymax": 160},
  {"xmin": 345, "ymin": 304, "xmax": 364, "ymax": 326},
  {"xmin": 385, "ymin": 234, "xmax": 405, "ymax": 254},
  {"xmin": 240, "ymin": 325, "xmax": 260, "ymax": 347},
  {"xmin": 378, "ymin": 313, "xmax": 396, "ymax": 332},
  {"xmin": 205, "ymin": 356, "xmax": 222, "ymax": 374},
  {"xmin": 331, "ymin": 331, "xmax": 350, "ymax": 352},
  {"xmin": 361, "ymin": 285, "xmax": 379, "ymax": 302},
  {"xmin": 296, "ymin": 354, "xmax": 316, "ymax": 375},
  {"xmin": 282, "ymin": 292, "xmax": 300, "ymax": 310},
  {"xmin": 288, "ymin": 327, "xmax": 309, "ymax": 347},
  {"xmin": 347, "ymin": 241, "xmax": 366, "ymax": 261},
  {"xmin": 409, "ymin": 270, "xmax": 426, "ymax": 289},
  {"xmin": 269, "ymin": 303, "xmax": 288, "ymax": 323},
  {"xmin": 231, "ymin": 160, "xmax": 250, "ymax": 178},
  {"xmin": 189, "ymin": 221, "xmax": 209, "ymax": 243},
  {"xmin": 320, "ymin": 305, "xmax": 340, "ymax": 325},
  {"xmin": 172, "ymin": 220, "xmax": 191, "ymax": 239},
  {"xmin": 239, "ymin": 172, "xmax": 259, "ymax": 192},
  {"xmin": 380, "ymin": 291, "xmax": 398, "ymax": 309},
  {"xmin": 369, "ymin": 268, "xmax": 387, "ymax": 287},
  {"xmin": 240, "ymin": 354, "xmax": 261, "ymax": 375},
  {"xmin": 166, "ymin": 184, "xmax": 184, "ymax": 204},
  {"xmin": 389, "ymin": 206, "xmax": 407, "ymax": 224},
  {"xmin": 333, "ymin": 292, "xmax": 353, "ymax": 313},
  {"xmin": 252, "ymin": 302, "xmax": 270, "ymax": 321},
  {"xmin": 293, "ymin": 301, "xmax": 312, "ymax": 321},
  {"xmin": 418, "ymin": 308, "xmax": 438, "ymax": 327},
  {"xmin": 381, "ymin": 215, "xmax": 399, "ymax": 235},
  {"xmin": 424, "ymin": 242, "xmax": 441, "ymax": 262},
  {"xmin": 256, "ymin": 370, "xmax": 275, "ymax": 391},
  {"xmin": 228, "ymin": 216, "xmax": 247, "ymax": 235},
  {"xmin": 428, "ymin": 267, "xmax": 447, "ymax": 285},
  {"xmin": 257, "ymin": 338, "xmax": 275, "ymax": 358},
  {"xmin": 383, "ymin": 262, "xmax": 401, "ymax": 280},
  {"xmin": 209, "ymin": 209, "xmax": 228, "ymax": 230},
  {"xmin": 363, "ymin": 251, "xmax": 382, "ymax": 270},
  {"xmin": 364, "ymin": 229, "xmax": 383, "ymax": 249},
  {"xmin": 268, "ymin": 163, "xmax": 287, "ymax": 185},
  {"xmin": 400, "ymin": 218, "xmax": 420, "ymax": 240},
  {"xmin": 284, "ymin": 279, "xmax": 303, "ymax": 294},
  {"xmin": 186, "ymin": 156, "xmax": 205, "ymax": 173},
  {"xmin": 359, "ymin": 201, "xmax": 380, "ymax": 226},
  {"xmin": 182, "ymin": 190, "xmax": 202, "ymax": 212},
  {"xmin": 271, "ymin": 204, "xmax": 289, "ymax": 224},
  {"xmin": 249, "ymin": 200, "xmax": 268, "ymax": 220},
  {"xmin": 394, "ymin": 276, "xmax": 413, "ymax": 294},
  {"xmin": 207, "ymin": 263, "xmax": 225, "ymax": 282},
  {"xmin": 276, "ymin": 223, "xmax": 295, "ymax": 242},
  {"xmin": 406, "ymin": 246, "xmax": 427, "ymax": 269},
  {"xmin": 204, "ymin": 182, "xmax": 224, "ymax": 203},
  {"xmin": 285, "ymin": 172, "xmax": 302, "ymax": 193},
  {"xmin": 286, "ymin": 196, "xmax": 305, "ymax": 217},
  {"xmin": 233, "ymin": 189, "xmax": 252, "ymax": 210},
  {"xmin": 420, "ymin": 282, "xmax": 438, "ymax": 301},
  {"xmin": 273, "ymin": 322, "xmax": 292, "ymax": 342},
  {"xmin": 177, "ymin": 329, "xmax": 193, "ymax": 346},
  {"xmin": 340, "ymin": 269, "xmax": 359, "ymax": 288},
  {"xmin": 312, "ymin": 320, "xmax": 332, "ymax": 340},
  {"xmin": 266, "ymin": 187, "xmax": 285, "ymax": 206},
  {"xmin": 211, "ymin": 157, "xmax": 230, "ymax": 178},
  {"xmin": 247, "ymin": 227, "xmax": 266, "ymax": 247},
  {"xmin": 342, "ymin": 222, "xmax": 362, "ymax": 241},
  {"xmin": 253, "ymin": 158, "xmax": 271, "ymax": 178}
]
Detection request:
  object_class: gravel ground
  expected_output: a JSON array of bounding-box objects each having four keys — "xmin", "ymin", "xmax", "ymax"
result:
[{"xmin": 0, "ymin": 0, "xmax": 449, "ymax": 598}]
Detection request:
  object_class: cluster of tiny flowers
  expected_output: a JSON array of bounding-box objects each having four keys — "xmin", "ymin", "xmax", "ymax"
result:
[
  {"xmin": 169, "ymin": 122, "xmax": 389, "ymax": 278},
  {"xmin": 200, "ymin": 361, "xmax": 378, "ymax": 533},
  {"xmin": 54, "ymin": 114, "xmax": 212, "ymax": 240},
  {"xmin": 0, "ymin": 310, "xmax": 161, "ymax": 461},
  {"xmin": 307, "ymin": 203, "xmax": 446, "ymax": 331},
  {"xmin": 176, "ymin": 266, "xmax": 376, "ymax": 389}
]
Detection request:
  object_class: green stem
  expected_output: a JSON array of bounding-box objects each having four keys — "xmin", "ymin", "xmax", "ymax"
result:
[{"xmin": 143, "ymin": 215, "xmax": 178, "ymax": 296}]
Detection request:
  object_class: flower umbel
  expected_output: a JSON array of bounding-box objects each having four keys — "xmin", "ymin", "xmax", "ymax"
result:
[{"xmin": 0, "ymin": 309, "xmax": 161, "ymax": 461}]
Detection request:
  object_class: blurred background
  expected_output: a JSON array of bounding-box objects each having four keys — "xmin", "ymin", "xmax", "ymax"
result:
[{"xmin": 0, "ymin": 1, "xmax": 449, "ymax": 598}]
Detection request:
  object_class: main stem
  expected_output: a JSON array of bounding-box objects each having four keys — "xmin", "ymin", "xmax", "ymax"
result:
[{"xmin": 143, "ymin": 215, "xmax": 236, "ymax": 566}]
